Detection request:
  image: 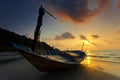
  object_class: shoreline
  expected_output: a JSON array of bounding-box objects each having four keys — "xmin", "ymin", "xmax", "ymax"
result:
[
  {"xmin": 0, "ymin": 59, "xmax": 119, "ymax": 80},
  {"xmin": 0, "ymin": 51, "xmax": 120, "ymax": 80},
  {"xmin": 82, "ymin": 59, "xmax": 120, "ymax": 77},
  {"xmin": 0, "ymin": 51, "xmax": 23, "ymax": 65}
]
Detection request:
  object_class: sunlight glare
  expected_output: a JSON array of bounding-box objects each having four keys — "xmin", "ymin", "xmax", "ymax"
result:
[{"xmin": 84, "ymin": 40, "xmax": 89, "ymax": 44}]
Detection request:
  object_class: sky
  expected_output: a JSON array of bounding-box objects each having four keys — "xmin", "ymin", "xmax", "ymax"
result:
[{"xmin": 0, "ymin": 0, "xmax": 120, "ymax": 50}]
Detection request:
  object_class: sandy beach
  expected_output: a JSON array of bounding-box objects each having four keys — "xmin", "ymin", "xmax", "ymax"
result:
[
  {"xmin": 0, "ymin": 57, "xmax": 120, "ymax": 80},
  {"xmin": 1, "ymin": 0, "xmax": 120, "ymax": 80}
]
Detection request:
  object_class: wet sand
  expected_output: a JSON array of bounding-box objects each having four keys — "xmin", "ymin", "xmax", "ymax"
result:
[{"xmin": 0, "ymin": 59, "xmax": 119, "ymax": 80}]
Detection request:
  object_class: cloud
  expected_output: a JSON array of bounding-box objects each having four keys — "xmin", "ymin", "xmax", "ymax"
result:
[
  {"xmin": 96, "ymin": 0, "xmax": 111, "ymax": 8},
  {"xmin": 91, "ymin": 35, "xmax": 100, "ymax": 39},
  {"xmin": 54, "ymin": 32, "xmax": 75, "ymax": 40},
  {"xmin": 46, "ymin": 0, "xmax": 111, "ymax": 23},
  {"xmin": 115, "ymin": 30, "xmax": 120, "ymax": 34},
  {"xmin": 118, "ymin": 30, "xmax": 120, "ymax": 33},
  {"xmin": 115, "ymin": 38, "xmax": 120, "ymax": 40},
  {"xmin": 104, "ymin": 40, "xmax": 112, "ymax": 44},
  {"xmin": 117, "ymin": 0, "xmax": 120, "ymax": 10},
  {"xmin": 80, "ymin": 35, "xmax": 88, "ymax": 41},
  {"xmin": 43, "ymin": 38, "xmax": 52, "ymax": 41}
]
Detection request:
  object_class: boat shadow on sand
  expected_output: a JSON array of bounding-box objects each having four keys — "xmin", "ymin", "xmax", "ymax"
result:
[{"xmin": 40, "ymin": 64, "xmax": 120, "ymax": 80}]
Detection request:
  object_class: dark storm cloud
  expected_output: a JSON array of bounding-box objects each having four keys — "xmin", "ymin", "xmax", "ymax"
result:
[
  {"xmin": 47, "ymin": 0, "xmax": 111, "ymax": 23},
  {"xmin": 80, "ymin": 35, "xmax": 88, "ymax": 41},
  {"xmin": 54, "ymin": 32, "xmax": 75, "ymax": 40},
  {"xmin": 91, "ymin": 35, "xmax": 100, "ymax": 39}
]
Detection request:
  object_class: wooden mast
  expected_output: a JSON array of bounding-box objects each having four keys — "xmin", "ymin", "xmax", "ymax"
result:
[
  {"xmin": 81, "ymin": 42, "xmax": 84, "ymax": 51},
  {"xmin": 31, "ymin": 5, "xmax": 45, "ymax": 51}
]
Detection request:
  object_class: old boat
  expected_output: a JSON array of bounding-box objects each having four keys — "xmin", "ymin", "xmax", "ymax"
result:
[{"xmin": 13, "ymin": 5, "xmax": 86, "ymax": 72}]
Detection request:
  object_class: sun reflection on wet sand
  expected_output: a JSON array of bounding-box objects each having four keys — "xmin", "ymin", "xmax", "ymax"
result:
[
  {"xmin": 81, "ymin": 50, "xmax": 92, "ymax": 66},
  {"xmin": 81, "ymin": 50, "xmax": 120, "ymax": 77},
  {"xmin": 86, "ymin": 57, "xmax": 91, "ymax": 65},
  {"xmin": 81, "ymin": 50, "xmax": 106, "ymax": 70},
  {"xmin": 81, "ymin": 56, "xmax": 92, "ymax": 66}
]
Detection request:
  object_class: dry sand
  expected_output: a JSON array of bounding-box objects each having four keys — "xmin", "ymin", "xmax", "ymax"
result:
[{"xmin": 0, "ymin": 59, "xmax": 119, "ymax": 80}]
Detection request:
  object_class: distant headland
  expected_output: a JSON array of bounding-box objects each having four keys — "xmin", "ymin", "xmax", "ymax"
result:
[{"xmin": 0, "ymin": 28, "xmax": 57, "ymax": 52}]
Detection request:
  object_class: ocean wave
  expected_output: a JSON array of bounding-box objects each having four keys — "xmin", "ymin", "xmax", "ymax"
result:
[
  {"xmin": 88, "ymin": 55, "xmax": 110, "ymax": 58},
  {"xmin": 91, "ymin": 59, "xmax": 120, "ymax": 64},
  {"xmin": 88, "ymin": 55, "xmax": 120, "ymax": 59}
]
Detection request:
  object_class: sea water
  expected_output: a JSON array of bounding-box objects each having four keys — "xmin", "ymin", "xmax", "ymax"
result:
[
  {"xmin": 87, "ymin": 50, "xmax": 120, "ymax": 64},
  {"xmin": 0, "ymin": 51, "xmax": 120, "ymax": 77},
  {"xmin": 83, "ymin": 50, "xmax": 120, "ymax": 77}
]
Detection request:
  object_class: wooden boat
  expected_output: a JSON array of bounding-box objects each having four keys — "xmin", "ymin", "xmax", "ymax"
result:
[
  {"xmin": 12, "ymin": 5, "xmax": 86, "ymax": 72},
  {"xmin": 13, "ymin": 43, "xmax": 86, "ymax": 72}
]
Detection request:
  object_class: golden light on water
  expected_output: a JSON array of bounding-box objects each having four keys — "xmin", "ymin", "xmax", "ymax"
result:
[
  {"xmin": 86, "ymin": 50, "xmax": 91, "ymax": 65},
  {"xmin": 86, "ymin": 56, "xmax": 91, "ymax": 65},
  {"xmin": 81, "ymin": 50, "xmax": 91, "ymax": 65},
  {"xmin": 81, "ymin": 56, "xmax": 91, "ymax": 65},
  {"xmin": 87, "ymin": 56, "xmax": 90, "ymax": 60}
]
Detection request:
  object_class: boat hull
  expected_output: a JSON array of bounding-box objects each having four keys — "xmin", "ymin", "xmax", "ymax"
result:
[
  {"xmin": 20, "ymin": 51, "xmax": 79, "ymax": 72},
  {"xmin": 12, "ymin": 43, "xmax": 85, "ymax": 72}
]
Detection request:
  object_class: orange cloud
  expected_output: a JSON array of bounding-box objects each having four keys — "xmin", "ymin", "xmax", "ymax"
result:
[
  {"xmin": 80, "ymin": 35, "xmax": 88, "ymax": 41},
  {"xmin": 47, "ymin": 0, "xmax": 112, "ymax": 24},
  {"xmin": 91, "ymin": 35, "xmax": 100, "ymax": 39},
  {"xmin": 118, "ymin": 30, "xmax": 120, "ymax": 34},
  {"xmin": 92, "ymin": 0, "xmax": 111, "ymax": 15},
  {"xmin": 96, "ymin": 0, "xmax": 111, "ymax": 8},
  {"xmin": 54, "ymin": 32, "xmax": 75, "ymax": 40},
  {"xmin": 117, "ymin": 0, "xmax": 120, "ymax": 10}
]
